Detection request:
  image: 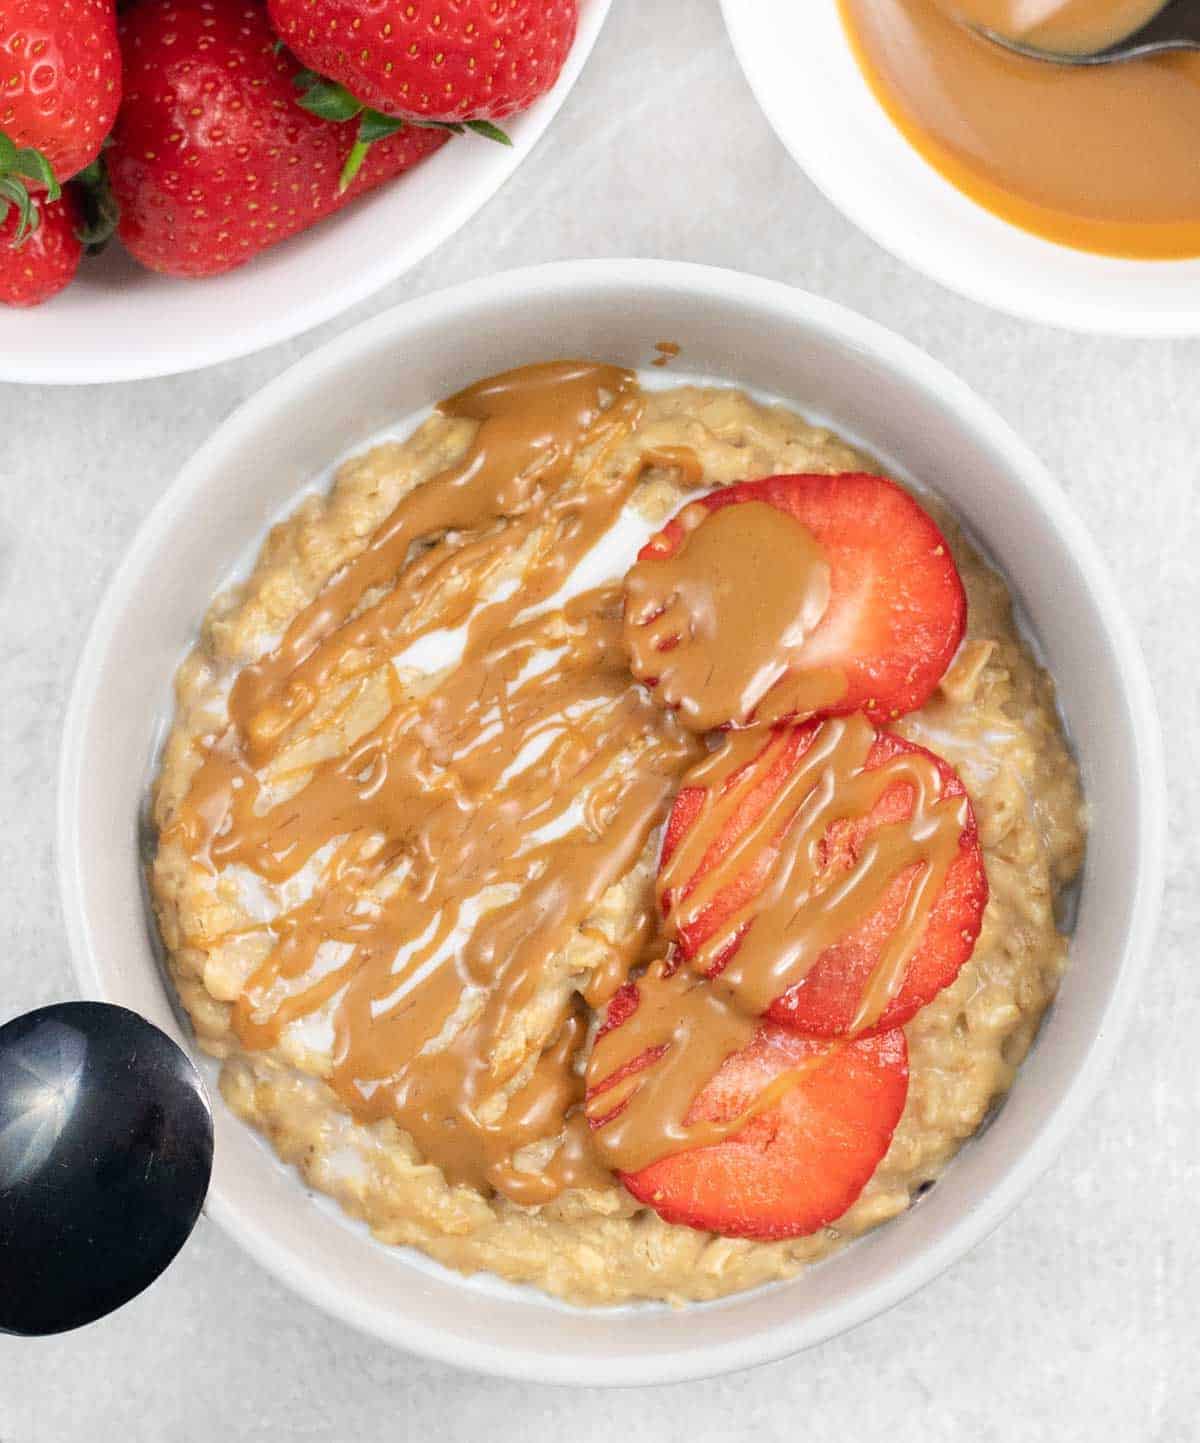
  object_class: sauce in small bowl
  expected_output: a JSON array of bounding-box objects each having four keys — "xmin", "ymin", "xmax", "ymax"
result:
[{"xmin": 838, "ymin": 0, "xmax": 1200, "ymax": 258}]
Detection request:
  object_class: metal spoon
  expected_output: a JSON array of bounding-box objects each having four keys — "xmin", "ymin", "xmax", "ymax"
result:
[
  {"xmin": 978, "ymin": 0, "xmax": 1200, "ymax": 62},
  {"xmin": 0, "ymin": 1001, "xmax": 213, "ymax": 1336}
]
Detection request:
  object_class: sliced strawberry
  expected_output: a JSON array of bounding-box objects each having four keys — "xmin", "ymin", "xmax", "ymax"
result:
[
  {"xmin": 633, "ymin": 473, "xmax": 966, "ymax": 727},
  {"xmin": 663, "ymin": 721, "xmax": 988, "ymax": 1038},
  {"xmin": 588, "ymin": 992, "xmax": 908, "ymax": 1240}
]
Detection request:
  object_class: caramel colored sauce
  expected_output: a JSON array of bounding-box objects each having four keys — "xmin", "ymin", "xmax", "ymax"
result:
[
  {"xmin": 585, "ymin": 715, "xmax": 967, "ymax": 1175},
  {"xmin": 943, "ymin": 0, "xmax": 1166, "ymax": 52},
  {"xmin": 164, "ymin": 360, "xmax": 972, "ymax": 1212},
  {"xmin": 585, "ymin": 953, "xmax": 815, "ymax": 1174},
  {"xmin": 166, "ymin": 362, "xmax": 702, "ymax": 1203},
  {"xmin": 651, "ymin": 340, "xmax": 681, "ymax": 368},
  {"xmin": 840, "ymin": 0, "xmax": 1200, "ymax": 259},
  {"xmin": 226, "ymin": 361, "xmax": 642, "ymax": 764},
  {"xmin": 623, "ymin": 499, "xmax": 844, "ymax": 731},
  {"xmin": 640, "ymin": 445, "xmax": 704, "ymax": 487}
]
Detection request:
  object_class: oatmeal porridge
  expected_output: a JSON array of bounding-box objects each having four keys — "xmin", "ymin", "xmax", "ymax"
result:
[{"xmin": 150, "ymin": 361, "xmax": 1085, "ymax": 1305}]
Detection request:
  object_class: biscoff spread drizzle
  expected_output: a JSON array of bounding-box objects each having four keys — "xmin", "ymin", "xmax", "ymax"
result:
[
  {"xmin": 662, "ymin": 717, "xmax": 967, "ymax": 1029},
  {"xmin": 165, "ymin": 361, "xmax": 705, "ymax": 1203},
  {"xmin": 586, "ymin": 715, "xmax": 967, "ymax": 1174},
  {"xmin": 227, "ymin": 362, "xmax": 643, "ymax": 764},
  {"xmin": 623, "ymin": 498, "xmax": 844, "ymax": 731},
  {"xmin": 163, "ymin": 360, "xmax": 970, "ymax": 1212}
]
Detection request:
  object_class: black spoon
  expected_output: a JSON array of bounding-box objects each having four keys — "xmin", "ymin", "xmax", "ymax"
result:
[{"xmin": 0, "ymin": 1001, "xmax": 213, "ymax": 1336}]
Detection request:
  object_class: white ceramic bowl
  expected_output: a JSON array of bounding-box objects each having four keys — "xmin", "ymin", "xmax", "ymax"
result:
[
  {"xmin": 720, "ymin": 0, "xmax": 1200, "ymax": 336},
  {"xmin": 0, "ymin": 0, "xmax": 609, "ymax": 386},
  {"xmin": 59, "ymin": 259, "xmax": 1165, "ymax": 1384}
]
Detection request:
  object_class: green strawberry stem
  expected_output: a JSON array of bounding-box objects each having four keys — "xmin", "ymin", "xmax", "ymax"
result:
[
  {"xmin": 339, "ymin": 136, "xmax": 371, "ymax": 192},
  {"xmin": 73, "ymin": 156, "xmax": 120, "ymax": 253},
  {"xmin": 0, "ymin": 131, "xmax": 63, "ymax": 246},
  {"xmin": 290, "ymin": 68, "xmax": 512, "ymax": 192},
  {"xmin": 463, "ymin": 120, "xmax": 513, "ymax": 146}
]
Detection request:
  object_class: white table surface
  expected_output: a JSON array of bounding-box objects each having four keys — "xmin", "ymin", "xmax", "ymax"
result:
[{"xmin": 1, "ymin": 2, "xmax": 1195, "ymax": 1438}]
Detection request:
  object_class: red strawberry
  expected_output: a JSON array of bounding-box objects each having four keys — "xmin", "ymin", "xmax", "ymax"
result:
[
  {"xmin": 107, "ymin": 0, "xmax": 449, "ymax": 279},
  {"xmin": 661, "ymin": 720, "xmax": 988, "ymax": 1038},
  {"xmin": 588, "ymin": 987, "xmax": 908, "ymax": 1240},
  {"xmin": 267, "ymin": 0, "xmax": 579, "ymax": 124},
  {"xmin": 629, "ymin": 474, "xmax": 967, "ymax": 728},
  {"xmin": 0, "ymin": 189, "xmax": 81, "ymax": 306},
  {"xmin": 0, "ymin": 0, "xmax": 120, "ymax": 184}
]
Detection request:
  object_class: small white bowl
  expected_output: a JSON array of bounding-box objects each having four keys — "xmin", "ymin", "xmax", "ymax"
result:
[
  {"xmin": 721, "ymin": 0, "xmax": 1200, "ymax": 336},
  {"xmin": 58, "ymin": 259, "xmax": 1164, "ymax": 1384},
  {"xmin": 0, "ymin": 0, "xmax": 609, "ymax": 386}
]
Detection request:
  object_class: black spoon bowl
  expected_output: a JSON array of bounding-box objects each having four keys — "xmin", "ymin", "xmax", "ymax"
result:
[{"xmin": 0, "ymin": 1001, "xmax": 214, "ymax": 1337}]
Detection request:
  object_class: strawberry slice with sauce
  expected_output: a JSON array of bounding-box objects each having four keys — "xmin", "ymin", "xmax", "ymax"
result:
[
  {"xmin": 631, "ymin": 473, "xmax": 966, "ymax": 726},
  {"xmin": 588, "ymin": 987, "xmax": 908, "ymax": 1240},
  {"xmin": 661, "ymin": 720, "xmax": 988, "ymax": 1038}
]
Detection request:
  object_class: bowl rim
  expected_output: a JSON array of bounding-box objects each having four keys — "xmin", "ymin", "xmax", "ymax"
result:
[
  {"xmin": 57, "ymin": 259, "xmax": 1167, "ymax": 1384},
  {"xmin": 719, "ymin": 0, "xmax": 1200, "ymax": 338},
  {"xmin": 0, "ymin": 0, "xmax": 611, "ymax": 387}
]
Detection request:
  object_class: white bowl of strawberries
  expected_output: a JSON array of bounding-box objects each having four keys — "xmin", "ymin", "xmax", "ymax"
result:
[
  {"xmin": 59, "ymin": 259, "xmax": 1164, "ymax": 1383},
  {"xmin": 0, "ymin": 0, "xmax": 609, "ymax": 383}
]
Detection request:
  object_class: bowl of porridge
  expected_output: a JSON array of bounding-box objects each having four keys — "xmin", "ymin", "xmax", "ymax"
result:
[{"xmin": 58, "ymin": 259, "xmax": 1164, "ymax": 1383}]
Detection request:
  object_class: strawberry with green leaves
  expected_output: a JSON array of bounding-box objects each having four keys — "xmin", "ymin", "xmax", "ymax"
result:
[
  {"xmin": 0, "ymin": 186, "xmax": 81, "ymax": 306},
  {"xmin": 0, "ymin": 0, "xmax": 121, "ymax": 190},
  {"xmin": 0, "ymin": 0, "xmax": 119, "ymax": 301},
  {"xmin": 107, "ymin": 0, "xmax": 449, "ymax": 279},
  {"xmin": 267, "ymin": 0, "xmax": 578, "ymax": 157},
  {"xmin": 0, "ymin": 135, "xmax": 117, "ymax": 307}
]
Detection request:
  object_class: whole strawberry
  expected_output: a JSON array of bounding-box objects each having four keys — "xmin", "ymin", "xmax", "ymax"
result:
[
  {"xmin": 107, "ymin": 0, "xmax": 449, "ymax": 278},
  {"xmin": 0, "ymin": 190, "xmax": 81, "ymax": 306},
  {"xmin": 267, "ymin": 0, "xmax": 579, "ymax": 124},
  {"xmin": 0, "ymin": 0, "xmax": 121, "ymax": 185}
]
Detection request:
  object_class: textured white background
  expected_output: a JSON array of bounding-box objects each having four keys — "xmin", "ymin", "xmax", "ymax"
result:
[{"xmin": 0, "ymin": 3, "xmax": 1196, "ymax": 1438}]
